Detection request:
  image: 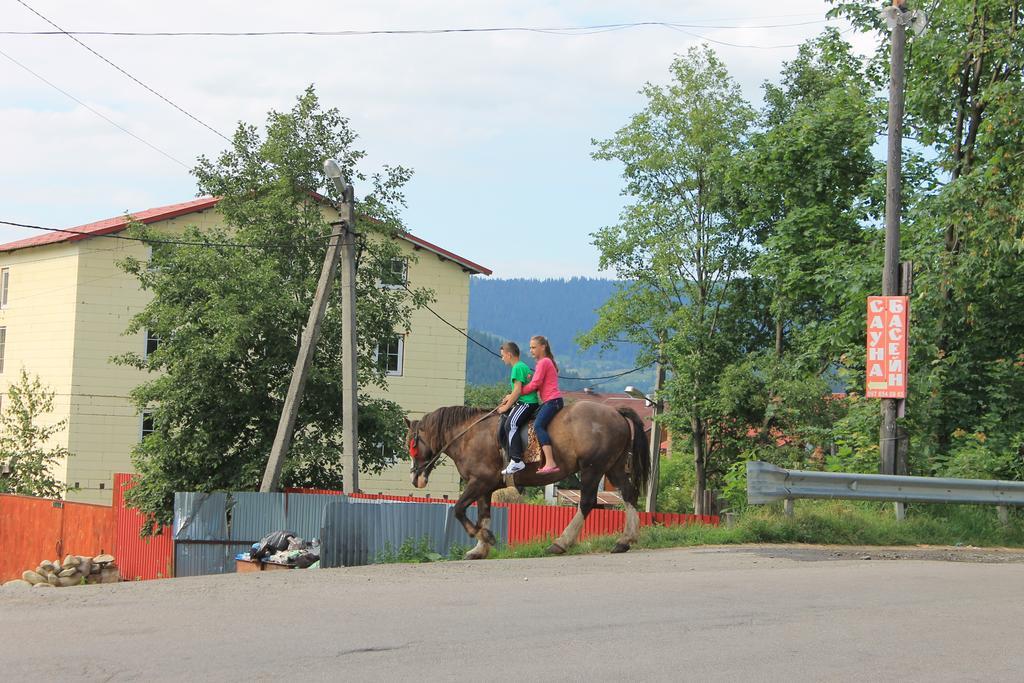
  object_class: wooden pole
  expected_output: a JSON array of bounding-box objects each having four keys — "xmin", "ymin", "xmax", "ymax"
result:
[
  {"xmin": 880, "ymin": 0, "xmax": 907, "ymax": 476},
  {"xmin": 644, "ymin": 360, "xmax": 665, "ymax": 513},
  {"xmin": 260, "ymin": 220, "xmax": 346, "ymax": 492}
]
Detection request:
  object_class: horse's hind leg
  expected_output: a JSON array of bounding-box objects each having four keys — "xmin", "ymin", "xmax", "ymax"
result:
[
  {"xmin": 547, "ymin": 466, "xmax": 601, "ymax": 555},
  {"xmin": 604, "ymin": 460, "xmax": 641, "ymax": 553},
  {"xmin": 464, "ymin": 493, "xmax": 496, "ymax": 560}
]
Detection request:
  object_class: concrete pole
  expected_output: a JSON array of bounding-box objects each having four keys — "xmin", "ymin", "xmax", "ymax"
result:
[
  {"xmin": 880, "ymin": 1, "xmax": 907, "ymax": 476},
  {"xmin": 338, "ymin": 189, "xmax": 360, "ymax": 494}
]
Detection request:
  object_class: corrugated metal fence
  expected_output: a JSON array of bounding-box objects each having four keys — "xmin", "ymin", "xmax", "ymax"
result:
[
  {"xmin": 173, "ymin": 491, "xmax": 508, "ymax": 575},
  {"xmin": 2, "ymin": 475, "xmax": 719, "ymax": 583},
  {"xmin": 0, "ymin": 493, "xmax": 116, "ymax": 582},
  {"xmin": 113, "ymin": 474, "xmax": 175, "ymax": 580},
  {"xmin": 319, "ymin": 496, "xmax": 508, "ymax": 568}
]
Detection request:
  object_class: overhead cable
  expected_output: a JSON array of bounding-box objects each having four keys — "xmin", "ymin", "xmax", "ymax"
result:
[
  {"xmin": 0, "ymin": 219, "xmax": 340, "ymax": 250},
  {"xmin": 0, "ymin": 18, "xmax": 830, "ymax": 38},
  {"xmin": 14, "ymin": 0, "xmax": 230, "ymax": 142},
  {"xmin": 0, "ymin": 46, "xmax": 188, "ymax": 168},
  {"xmin": 395, "ymin": 280, "xmax": 653, "ymax": 382}
]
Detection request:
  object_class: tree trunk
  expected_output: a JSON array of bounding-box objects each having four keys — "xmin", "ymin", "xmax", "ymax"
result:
[{"xmin": 692, "ymin": 415, "xmax": 707, "ymax": 516}]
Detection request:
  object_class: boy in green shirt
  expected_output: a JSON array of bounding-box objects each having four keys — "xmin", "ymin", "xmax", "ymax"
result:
[{"xmin": 496, "ymin": 341, "xmax": 540, "ymax": 475}]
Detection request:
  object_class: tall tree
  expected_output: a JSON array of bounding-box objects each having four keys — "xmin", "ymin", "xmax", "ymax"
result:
[
  {"xmin": 116, "ymin": 87, "xmax": 431, "ymax": 525},
  {"xmin": 747, "ymin": 28, "xmax": 880, "ymax": 368},
  {"xmin": 0, "ymin": 369, "xmax": 71, "ymax": 498},
  {"xmin": 583, "ymin": 46, "xmax": 759, "ymax": 514},
  {"xmin": 831, "ymin": 0, "xmax": 1024, "ymax": 472},
  {"xmin": 732, "ymin": 29, "xmax": 882, "ymax": 454}
]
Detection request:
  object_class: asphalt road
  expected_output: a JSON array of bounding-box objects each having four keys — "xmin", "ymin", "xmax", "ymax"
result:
[{"xmin": 2, "ymin": 544, "xmax": 1023, "ymax": 681}]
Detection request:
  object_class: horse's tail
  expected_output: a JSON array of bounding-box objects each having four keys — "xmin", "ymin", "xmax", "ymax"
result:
[{"xmin": 617, "ymin": 407, "xmax": 651, "ymax": 495}]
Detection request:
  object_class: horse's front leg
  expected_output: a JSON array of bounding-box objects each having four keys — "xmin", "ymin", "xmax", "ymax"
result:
[
  {"xmin": 464, "ymin": 493, "xmax": 496, "ymax": 560},
  {"xmin": 452, "ymin": 478, "xmax": 487, "ymax": 545}
]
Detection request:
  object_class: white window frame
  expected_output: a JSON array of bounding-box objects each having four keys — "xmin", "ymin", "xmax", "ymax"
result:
[
  {"xmin": 376, "ymin": 335, "xmax": 404, "ymax": 376},
  {"xmin": 145, "ymin": 330, "xmax": 160, "ymax": 358},
  {"xmin": 0, "ymin": 267, "xmax": 9, "ymax": 309},
  {"xmin": 140, "ymin": 411, "xmax": 155, "ymax": 441},
  {"xmin": 381, "ymin": 258, "xmax": 408, "ymax": 289},
  {"xmin": 0, "ymin": 327, "xmax": 6, "ymax": 374}
]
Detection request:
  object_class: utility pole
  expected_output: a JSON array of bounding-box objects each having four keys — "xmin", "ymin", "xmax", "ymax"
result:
[
  {"xmin": 260, "ymin": 159, "xmax": 360, "ymax": 493},
  {"xmin": 335, "ymin": 178, "xmax": 360, "ymax": 494},
  {"xmin": 323, "ymin": 160, "xmax": 360, "ymax": 494},
  {"xmin": 260, "ymin": 219, "xmax": 346, "ymax": 492},
  {"xmin": 645, "ymin": 360, "xmax": 666, "ymax": 513},
  {"xmin": 879, "ymin": 0, "xmax": 909, "ymax": 477}
]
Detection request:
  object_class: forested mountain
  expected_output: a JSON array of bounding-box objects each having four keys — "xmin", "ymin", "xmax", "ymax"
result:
[{"xmin": 465, "ymin": 277, "xmax": 652, "ymax": 392}]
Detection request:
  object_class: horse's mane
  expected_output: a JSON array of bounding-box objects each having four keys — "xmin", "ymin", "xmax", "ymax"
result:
[{"xmin": 420, "ymin": 406, "xmax": 491, "ymax": 444}]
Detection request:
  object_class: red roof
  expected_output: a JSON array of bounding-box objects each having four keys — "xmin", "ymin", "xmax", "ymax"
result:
[
  {"xmin": 0, "ymin": 197, "xmax": 219, "ymax": 253},
  {"xmin": 0, "ymin": 197, "xmax": 492, "ymax": 275}
]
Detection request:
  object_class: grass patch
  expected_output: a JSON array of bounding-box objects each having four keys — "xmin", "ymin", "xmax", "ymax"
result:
[{"xmin": 489, "ymin": 501, "xmax": 1024, "ymax": 560}]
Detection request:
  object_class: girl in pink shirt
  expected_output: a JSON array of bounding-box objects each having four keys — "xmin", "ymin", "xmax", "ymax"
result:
[{"xmin": 519, "ymin": 335, "xmax": 563, "ymax": 474}]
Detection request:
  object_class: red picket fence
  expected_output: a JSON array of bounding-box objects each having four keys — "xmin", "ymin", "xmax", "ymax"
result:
[
  {"xmin": 0, "ymin": 494, "xmax": 116, "ymax": 582},
  {"xmin": 113, "ymin": 474, "xmax": 175, "ymax": 581}
]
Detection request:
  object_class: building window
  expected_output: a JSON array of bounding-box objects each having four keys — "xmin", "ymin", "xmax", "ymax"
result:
[
  {"xmin": 0, "ymin": 268, "xmax": 9, "ymax": 308},
  {"xmin": 141, "ymin": 411, "xmax": 155, "ymax": 441},
  {"xmin": 0, "ymin": 327, "xmax": 6, "ymax": 374},
  {"xmin": 381, "ymin": 258, "xmax": 408, "ymax": 289},
  {"xmin": 145, "ymin": 330, "xmax": 160, "ymax": 358},
  {"xmin": 376, "ymin": 335, "xmax": 404, "ymax": 376}
]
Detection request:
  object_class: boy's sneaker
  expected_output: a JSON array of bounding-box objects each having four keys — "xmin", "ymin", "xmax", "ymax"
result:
[{"xmin": 501, "ymin": 460, "xmax": 526, "ymax": 475}]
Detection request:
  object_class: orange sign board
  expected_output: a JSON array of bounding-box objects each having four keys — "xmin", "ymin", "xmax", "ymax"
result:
[{"xmin": 866, "ymin": 296, "xmax": 909, "ymax": 399}]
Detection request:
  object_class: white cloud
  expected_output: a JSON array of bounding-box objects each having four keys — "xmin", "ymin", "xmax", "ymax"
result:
[{"xmin": 1, "ymin": 0, "xmax": 875, "ymax": 272}]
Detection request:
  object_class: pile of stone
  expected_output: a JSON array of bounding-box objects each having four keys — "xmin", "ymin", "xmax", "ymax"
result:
[{"xmin": 4, "ymin": 554, "xmax": 119, "ymax": 589}]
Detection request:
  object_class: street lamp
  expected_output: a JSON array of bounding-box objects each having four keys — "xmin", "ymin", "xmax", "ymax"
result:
[
  {"xmin": 624, "ymin": 385, "xmax": 653, "ymax": 406},
  {"xmin": 624, "ymin": 380, "xmax": 664, "ymax": 513}
]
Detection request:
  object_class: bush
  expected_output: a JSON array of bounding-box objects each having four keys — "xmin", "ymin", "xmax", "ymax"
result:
[{"xmin": 375, "ymin": 536, "xmax": 443, "ymax": 563}]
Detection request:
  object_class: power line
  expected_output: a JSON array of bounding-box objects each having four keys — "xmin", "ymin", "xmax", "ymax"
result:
[
  {"xmin": 0, "ymin": 19, "xmax": 829, "ymax": 38},
  {"xmin": 14, "ymin": 0, "xmax": 230, "ymax": 142},
  {"xmin": 0, "ymin": 45, "xmax": 188, "ymax": 168},
  {"xmin": 665, "ymin": 22, "xmax": 858, "ymax": 49},
  {"xmin": 395, "ymin": 280, "xmax": 653, "ymax": 382},
  {"xmin": 0, "ymin": 219, "xmax": 341, "ymax": 250},
  {"xmin": 1, "ymin": 219, "xmax": 654, "ymax": 383}
]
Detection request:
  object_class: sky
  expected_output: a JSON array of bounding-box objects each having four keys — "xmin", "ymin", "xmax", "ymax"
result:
[{"xmin": 0, "ymin": 1, "xmax": 879, "ymax": 279}]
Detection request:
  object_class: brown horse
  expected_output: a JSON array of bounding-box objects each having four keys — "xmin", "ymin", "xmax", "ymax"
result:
[{"xmin": 405, "ymin": 401, "xmax": 650, "ymax": 559}]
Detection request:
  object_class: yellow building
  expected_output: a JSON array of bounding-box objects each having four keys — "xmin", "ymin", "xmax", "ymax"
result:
[{"xmin": 0, "ymin": 198, "xmax": 489, "ymax": 504}]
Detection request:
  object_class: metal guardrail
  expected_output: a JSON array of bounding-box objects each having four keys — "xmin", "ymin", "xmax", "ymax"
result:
[{"xmin": 747, "ymin": 461, "xmax": 1024, "ymax": 507}]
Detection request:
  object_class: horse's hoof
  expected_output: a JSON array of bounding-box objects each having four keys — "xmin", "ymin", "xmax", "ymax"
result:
[
  {"xmin": 546, "ymin": 543, "xmax": 566, "ymax": 555},
  {"xmin": 479, "ymin": 529, "xmax": 497, "ymax": 546},
  {"xmin": 611, "ymin": 543, "xmax": 631, "ymax": 554}
]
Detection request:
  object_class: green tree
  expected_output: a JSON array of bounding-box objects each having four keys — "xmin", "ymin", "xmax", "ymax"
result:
[
  {"xmin": 116, "ymin": 87, "xmax": 431, "ymax": 526},
  {"xmin": 831, "ymin": 0, "xmax": 1024, "ymax": 474},
  {"xmin": 0, "ymin": 369, "xmax": 70, "ymax": 498},
  {"xmin": 583, "ymin": 46, "xmax": 759, "ymax": 514},
  {"xmin": 464, "ymin": 382, "xmax": 507, "ymax": 409},
  {"xmin": 723, "ymin": 30, "xmax": 883, "ymax": 470},
  {"xmin": 746, "ymin": 28, "xmax": 880, "ymax": 369}
]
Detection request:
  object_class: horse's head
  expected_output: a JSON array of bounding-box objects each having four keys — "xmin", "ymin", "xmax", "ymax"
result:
[{"xmin": 404, "ymin": 417, "xmax": 434, "ymax": 489}]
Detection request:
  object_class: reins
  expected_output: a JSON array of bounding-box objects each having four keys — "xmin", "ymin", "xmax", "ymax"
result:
[{"xmin": 418, "ymin": 407, "xmax": 497, "ymax": 473}]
